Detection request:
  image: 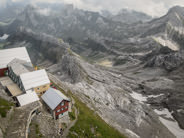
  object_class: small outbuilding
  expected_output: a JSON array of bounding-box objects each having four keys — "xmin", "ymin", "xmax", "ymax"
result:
[
  {"xmin": 16, "ymin": 90, "xmax": 39, "ymax": 107},
  {"xmin": 41, "ymin": 88, "xmax": 70, "ymax": 119}
]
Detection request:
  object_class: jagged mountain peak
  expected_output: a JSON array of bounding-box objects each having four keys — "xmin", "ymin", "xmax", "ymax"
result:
[
  {"xmin": 119, "ymin": 8, "xmax": 147, "ymax": 15},
  {"xmin": 140, "ymin": 6, "xmax": 184, "ymax": 38},
  {"xmin": 21, "ymin": 4, "xmax": 51, "ymax": 16},
  {"xmin": 1, "ymin": 2, "xmax": 184, "ymax": 138},
  {"xmin": 110, "ymin": 8, "xmax": 152, "ymax": 24},
  {"xmin": 151, "ymin": 6, "xmax": 184, "ymax": 24},
  {"xmin": 164, "ymin": 6, "xmax": 184, "ymax": 23},
  {"xmin": 168, "ymin": 6, "xmax": 184, "ymax": 14}
]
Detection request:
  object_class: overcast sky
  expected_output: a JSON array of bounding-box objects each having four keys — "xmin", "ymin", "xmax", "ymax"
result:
[{"xmin": 1, "ymin": 0, "xmax": 184, "ymax": 17}]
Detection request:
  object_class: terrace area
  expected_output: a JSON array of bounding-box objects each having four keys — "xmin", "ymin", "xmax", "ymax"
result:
[{"xmin": 0, "ymin": 77, "xmax": 23, "ymax": 97}]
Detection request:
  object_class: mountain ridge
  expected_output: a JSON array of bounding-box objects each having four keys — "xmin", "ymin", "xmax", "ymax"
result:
[{"xmin": 1, "ymin": 4, "xmax": 184, "ymax": 138}]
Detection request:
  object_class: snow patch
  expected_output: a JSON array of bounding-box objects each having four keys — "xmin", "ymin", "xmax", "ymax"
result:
[
  {"xmin": 97, "ymin": 60, "xmax": 113, "ymax": 67},
  {"xmin": 130, "ymin": 92, "xmax": 166, "ymax": 104},
  {"xmin": 147, "ymin": 94, "xmax": 164, "ymax": 98},
  {"xmin": 177, "ymin": 109, "xmax": 183, "ymax": 113},
  {"xmin": 154, "ymin": 108, "xmax": 173, "ymax": 119},
  {"xmin": 153, "ymin": 36, "xmax": 179, "ymax": 51},
  {"xmin": 130, "ymin": 91, "xmax": 147, "ymax": 103},
  {"xmin": 0, "ymin": 34, "xmax": 9, "ymax": 40},
  {"xmin": 125, "ymin": 129, "xmax": 140, "ymax": 138},
  {"xmin": 159, "ymin": 118, "xmax": 184, "ymax": 138},
  {"xmin": 36, "ymin": 8, "xmax": 51, "ymax": 16},
  {"xmin": 154, "ymin": 108, "xmax": 184, "ymax": 138},
  {"xmin": 175, "ymin": 12, "xmax": 182, "ymax": 21}
]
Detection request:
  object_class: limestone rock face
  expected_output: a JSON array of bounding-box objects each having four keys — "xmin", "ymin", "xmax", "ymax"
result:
[
  {"xmin": 145, "ymin": 50, "xmax": 184, "ymax": 71},
  {"xmin": 60, "ymin": 54, "xmax": 86, "ymax": 83},
  {"xmin": 2, "ymin": 4, "xmax": 184, "ymax": 138}
]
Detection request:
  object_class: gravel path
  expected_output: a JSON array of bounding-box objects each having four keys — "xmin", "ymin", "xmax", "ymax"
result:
[
  {"xmin": 62, "ymin": 106, "xmax": 78, "ymax": 138},
  {"xmin": 48, "ymin": 73, "xmax": 79, "ymax": 138}
]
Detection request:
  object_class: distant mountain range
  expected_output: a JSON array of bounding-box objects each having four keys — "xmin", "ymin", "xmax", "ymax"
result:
[
  {"xmin": 1, "ymin": 4, "xmax": 184, "ymax": 69},
  {"xmin": 105, "ymin": 9, "xmax": 152, "ymax": 24},
  {"xmin": 1, "ymin": 4, "xmax": 184, "ymax": 70},
  {"xmin": 1, "ymin": 4, "xmax": 184, "ymax": 138}
]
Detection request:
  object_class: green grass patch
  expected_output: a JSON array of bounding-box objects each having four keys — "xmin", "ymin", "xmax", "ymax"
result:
[
  {"xmin": 0, "ymin": 22, "xmax": 8, "ymax": 26},
  {"xmin": 35, "ymin": 124, "xmax": 43, "ymax": 138},
  {"xmin": 68, "ymin": 96, "xmax": 126, "ymax": 138},
  {"xmin": 84, "ymin": 94, "xmax": 90, "ymax": 99},
  {"xmin": 133, "ymin": 71, "xmax": 141, "ymax": 74},
  {"xmin": 69, "ymin": 107, "xmax": 76, "ymax": 121},
  {"xmin": 51, "ymin": 81, "xmax": 126, "ymax": 138},
  {"xmin": 28, "ymin": 122, "xmax": 44, "ymax": 138},
  {"xmin": 0, "ymin": 42, "xmax": 5, "ymax": 49},
  {"xmin": 0, "ymin": 19, "xmax": 13, "ymax": 26},
  {"xmin": 62, "ymin": 123, "xmax": 67, "ymax": 129},
  {"xmin": 0, "ymin": 97, "xmax": 13, "ymax": 118}
]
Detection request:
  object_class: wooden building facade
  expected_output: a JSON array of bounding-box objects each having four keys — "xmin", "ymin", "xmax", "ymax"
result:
[
  {"xmin": 41, "ymin": 88, "xmax": 70, "ymax": 119},
  {"xmin": 0, "ymin": 68, "xmax": 8, "ymax": 77},
  {"xmin": 54, "ymin": 100, "xmax": 69, "ymax": 119}
]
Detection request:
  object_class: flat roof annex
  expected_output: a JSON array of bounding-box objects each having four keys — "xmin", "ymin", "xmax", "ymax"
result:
[{"xmin": 16, "ymin": 90, "xmax": 39, "ymax": 106}]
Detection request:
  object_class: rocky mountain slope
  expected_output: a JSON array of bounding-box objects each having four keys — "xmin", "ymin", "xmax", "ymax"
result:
[
  {"xmin": 6, "ymin": 5, "xmax": 183, "ymax": 67},
  {"xmin": 108, "ymin": 9, "xmax": 152, "ymax": 24},
  {"xmin": 3, "ymin": 28, "xmax": 174, "ymax": 138},
  {"xmin": 2, "ymin": 5, "xmax": 157, "ymax": 62},
  {"xmin": 1, "ymin": 3, "xmax": 184, "ymax": 138}
]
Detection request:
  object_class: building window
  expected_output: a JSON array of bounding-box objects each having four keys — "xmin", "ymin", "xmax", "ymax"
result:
[
  {"xmin": 57, "ymin": 109, "xmax": 60, "ymax": 113},
  {"xmin": 65, "ymin": 106, "xmax": 68, "ymax": 110},
  {"xmin": 37, "ymin": 88, "xmax": 40, "ymax": 90},
  {"xmin": 61, "ymin": 102, "xmax": 64, "ymax": 106}
]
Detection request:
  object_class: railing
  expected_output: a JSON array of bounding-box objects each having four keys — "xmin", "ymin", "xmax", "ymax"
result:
[{"xmin": 25, "ymin": 101, "xmax": 42, "ymax": 138}]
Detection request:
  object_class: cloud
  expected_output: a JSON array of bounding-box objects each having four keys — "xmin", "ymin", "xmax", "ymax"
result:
[
  {"xmin": 12, "ymin": 0, "xmax": 24, "ymax": 2},
  {"xmin": 1, "ymin": 0, "xmax": 184, "ymax": 17},
  {"xmin": 36, "ymin": 8, "xmax": 51, "ymax": 16},
  {"xmin": 59, "ymin": 0, "xmax": 184, "ymax": 17},
  {"xmin": 0, "ymin": 0, "xmax": 8, "ymax": 8}
]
